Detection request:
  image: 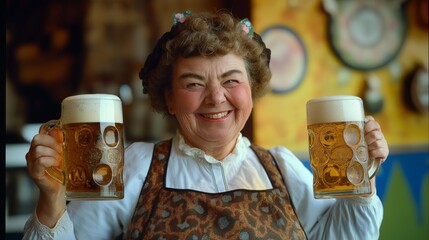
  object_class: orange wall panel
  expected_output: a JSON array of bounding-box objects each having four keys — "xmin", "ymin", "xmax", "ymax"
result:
[{"xmin": 252, "ymin": 0, "xmax": 428, "ymax": 154}]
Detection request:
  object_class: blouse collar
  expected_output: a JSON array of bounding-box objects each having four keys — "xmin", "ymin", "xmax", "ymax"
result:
[{"xmin": 173, "ymin": 131, "xmax": 251, "ymax": 164}]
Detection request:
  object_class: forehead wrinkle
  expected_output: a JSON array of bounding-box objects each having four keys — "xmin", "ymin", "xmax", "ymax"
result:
[
  {"xmin": 178, "ymin": 69, "xmax": 244, "ymax": 81},
  {"xmin": 221, "ymin": 69, "xmax": 244, "ymax": 78},
  {"xmin": 179, "ymin": 72, "xmax": 205, "ymax": 80}
]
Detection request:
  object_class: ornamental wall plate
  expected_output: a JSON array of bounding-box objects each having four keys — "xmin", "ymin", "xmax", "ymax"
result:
[
  {"xmin": 327, "ymin": 0, "xmax": 407, "ymax": 71},
  {"xmin": 411, "ymin": 67, "xmax": 429, "ymax": 113},
  {"xmin": 406, "ymin": 66, "xmax": 429, "ymax": 113},
  {"xmin": 261, "ymin": 25, "xmax": 307, "ymax": 94}
]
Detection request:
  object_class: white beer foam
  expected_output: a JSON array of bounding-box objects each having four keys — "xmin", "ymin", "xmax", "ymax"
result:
[
  {"xmin": 306, "ymin": 95, "xmax": 364, "ymax": 125},
  {"xmin": 61, "ymin": 94, "xmax": 123, "ymax": 124}
]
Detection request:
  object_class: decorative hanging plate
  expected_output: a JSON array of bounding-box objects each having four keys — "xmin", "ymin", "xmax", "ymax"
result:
[
  {"xmin": 410, "ymin": 66, "xmax": 429, "ymax": 113},
  {"xmin": 261, "ymin": 25, "xmax": 307, "ymax": 94},
  {"xmin": 328, "ymin": 0, "xmax": 407, "ymax": 70}
]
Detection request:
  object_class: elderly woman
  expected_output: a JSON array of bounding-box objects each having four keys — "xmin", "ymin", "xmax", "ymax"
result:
[{"xmin": 23, "ymin": 11, "xmax": 388, "ymax": 239}]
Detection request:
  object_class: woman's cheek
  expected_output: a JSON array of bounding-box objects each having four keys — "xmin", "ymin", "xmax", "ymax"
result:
[
  {"xmin": 230, "ymin": 86, "xmax": 253, "ymax": 108},
  {"xmin": 175, "ymin": 91, "xmax": 201, "ymax": 112}
]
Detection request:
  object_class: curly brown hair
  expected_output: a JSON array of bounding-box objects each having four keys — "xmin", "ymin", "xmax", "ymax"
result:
[{"xmin": 140, "ymin": 10, "xmax": 271, "ymax": 116}]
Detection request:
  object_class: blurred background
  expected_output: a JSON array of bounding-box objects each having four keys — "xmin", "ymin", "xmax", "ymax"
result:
[{"xmin": 5, "ymin": 0, "xmax": 428, "ymax": 239}]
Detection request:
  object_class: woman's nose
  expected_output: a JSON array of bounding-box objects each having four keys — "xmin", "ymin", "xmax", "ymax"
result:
[{"xmin": 205, "ymin": 84, "xmax": 226, "ymax": 105}]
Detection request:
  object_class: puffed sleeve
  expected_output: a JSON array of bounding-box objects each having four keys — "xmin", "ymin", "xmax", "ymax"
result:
[
  {"xmin": 22, "ymin": 142, "xmax": 154, "ymax": 240},
  {"xmin": 22, "ymin": 210, "xmax": 75, "ymax": 240},
  {"xmin": 269, "ymin": 146, "xmax": 383, "ymax": 240}
]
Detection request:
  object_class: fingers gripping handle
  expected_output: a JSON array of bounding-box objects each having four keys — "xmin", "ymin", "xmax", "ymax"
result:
[{"xmin": 39, "ymin": 120, "xmax": 66, "ymax": 185}]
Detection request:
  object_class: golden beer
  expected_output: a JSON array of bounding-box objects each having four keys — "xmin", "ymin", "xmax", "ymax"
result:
[
  {"xmin": 306, "ymin": 96, "xmax": 376, "ymax": 198},
  {"xmin": 63, "ymin": 122, "xmax": 124, "ymax": 199},
  {"xmin": 308, "ymin": 121, "xmax": 370, "ymax": 198},
  {"xmin": 41, "ymin": 94, "xmax": 124, "ymax": 200}
]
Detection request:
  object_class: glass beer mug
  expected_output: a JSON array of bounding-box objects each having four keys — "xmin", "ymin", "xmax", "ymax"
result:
[
  {"xmin": 40, "ymin": 94, "xmax": 125, "ymax": 200},
  {"xmin": 306, "ymin": 95, "xmax": 381, "ymax": 198}
]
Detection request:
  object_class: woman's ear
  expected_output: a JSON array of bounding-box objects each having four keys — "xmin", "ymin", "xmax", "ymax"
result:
[{"xmin": 164, "ymin": 90, "xmax": 175, "ymax": 115}]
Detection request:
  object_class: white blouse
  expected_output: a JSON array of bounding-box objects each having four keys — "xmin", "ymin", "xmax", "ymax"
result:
[{"xmin": 23, "ymin": 132, "xmax": 383, "ymax": 240}]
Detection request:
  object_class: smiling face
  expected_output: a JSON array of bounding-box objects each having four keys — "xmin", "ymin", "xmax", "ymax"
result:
[{"xmin": 165, "ymin": 54, "xmax": 253, "ymax": 157}]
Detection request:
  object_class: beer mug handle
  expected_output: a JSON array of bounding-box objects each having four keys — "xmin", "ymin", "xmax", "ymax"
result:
[
  {"xmin": 368, "ymin": 157, "xmax": 382, "ymax": 179},
  {"xmin": 39, "ymin": 120, "xmax": 66, "ymax": 185}
]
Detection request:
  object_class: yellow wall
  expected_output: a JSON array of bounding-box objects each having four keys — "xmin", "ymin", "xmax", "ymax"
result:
[{"xmin": 252, "ymin": 0, "xmax": 428, "ymax": 154}]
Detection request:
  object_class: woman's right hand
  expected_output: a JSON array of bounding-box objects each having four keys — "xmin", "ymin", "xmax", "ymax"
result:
[{"xmin": 25, "ymin": 128, "xmax": 66, "ymax": 227}]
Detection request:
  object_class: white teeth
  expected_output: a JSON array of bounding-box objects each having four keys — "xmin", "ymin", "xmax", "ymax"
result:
[{"xmin": 203, "ymin": 111, "xmax": 228, "ymax": 119}]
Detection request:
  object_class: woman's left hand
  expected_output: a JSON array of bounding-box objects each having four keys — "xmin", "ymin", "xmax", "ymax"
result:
[
  {"xmin": 364, "ymin": 115, "xmax": 389, "ymax": 163},
  {"xmin": 364, "ymin": 116, "xmax": 389, "ymax": 196}
]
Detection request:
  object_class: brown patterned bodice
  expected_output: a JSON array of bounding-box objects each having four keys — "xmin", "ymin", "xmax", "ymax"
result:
[{"xmin": 124, "ymin": 140, "xmax": 307, "ymax": 239}]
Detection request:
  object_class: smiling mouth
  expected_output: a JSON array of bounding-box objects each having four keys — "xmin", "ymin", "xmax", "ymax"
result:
[{"xmin": 201, "ymin": 111, "xmax": 230, "ymax": 119}]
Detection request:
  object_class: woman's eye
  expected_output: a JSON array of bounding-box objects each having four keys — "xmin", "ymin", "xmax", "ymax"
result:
[
  {"xmin": 186, "ymin": 83, "xmax": 203, "ymax": 88},
  {"xmin": 224, "ymin": 79, "xmax": 239, "ymax": 85}
]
